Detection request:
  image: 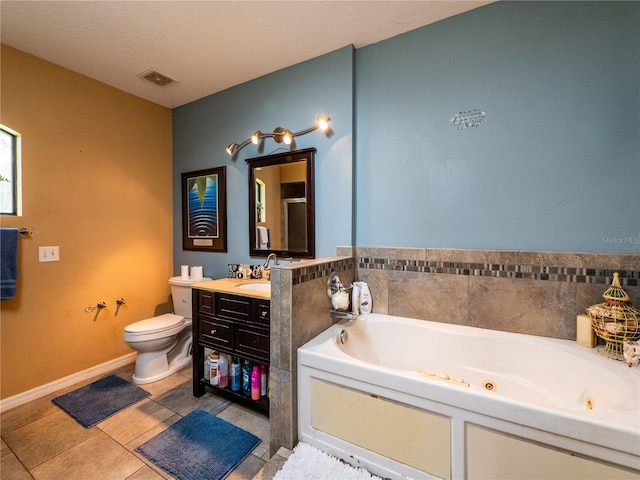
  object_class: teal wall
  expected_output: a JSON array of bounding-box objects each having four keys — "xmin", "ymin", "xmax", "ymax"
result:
[
  {"xmin": 173, "ymin": 46, "xmax": 354, "ymax": 278},
  {"xmin": 173, "ymin": 2, "xmax": 639, "ymax": 278},
  {"xmin": 355, "ymin": 1, "xmax": 639, "ymax": 252}
]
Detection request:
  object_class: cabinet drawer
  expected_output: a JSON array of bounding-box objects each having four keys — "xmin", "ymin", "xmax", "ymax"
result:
[
  {"xmin": 216, "ymin": 294, "xmax": 251, "ymax": 322},
  {"xmin": 235, "ymin": 325, "xmax": 269, "ymax": 363},
  {"xmin": 254, "ymin": 300, "xmax": 270, "ymax": 327},
  {"xmin": 198, "ymin": 290, "xmax": 215, "ymax": 315},
  {"xmin": 200, "ymin": 316, "xmax": 233, "ymax": 350}
]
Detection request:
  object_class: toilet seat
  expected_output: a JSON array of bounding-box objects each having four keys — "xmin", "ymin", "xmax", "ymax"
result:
[{"xmin": 124, "ymin": 313, "xmax": 187, "ymax": 341}]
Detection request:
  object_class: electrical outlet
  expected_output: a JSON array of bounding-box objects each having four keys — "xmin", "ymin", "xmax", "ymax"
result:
[{"xmin": 38, "ymin": 246, "xmax": 60, "ymax": 262}]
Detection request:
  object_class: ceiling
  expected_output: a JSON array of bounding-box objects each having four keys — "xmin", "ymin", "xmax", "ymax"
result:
[{"xmin": 1, "ymin": 1, "xmax": 491, "ymax": 109}]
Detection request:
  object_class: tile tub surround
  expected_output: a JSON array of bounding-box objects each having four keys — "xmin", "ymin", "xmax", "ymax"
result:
[
  {"xmin": 268, "ymin": 257, "xmax": 354, "ymax": 456},
  {"xmin": 354, "ymin": 247, "xmax": 640, "ymax": 340},
  {"xmin": 264, "ymin": 247, "xmax": 638, "ymax": 457}
]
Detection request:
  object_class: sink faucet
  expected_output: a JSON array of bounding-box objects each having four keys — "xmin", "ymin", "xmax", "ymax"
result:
[
  {"xmin": 261, "ymin": 253, "xmax": 278, "ymax": 280},
  {"xmin": 263, "ymin": 253, "xmax": 278, "ymax": 268}
]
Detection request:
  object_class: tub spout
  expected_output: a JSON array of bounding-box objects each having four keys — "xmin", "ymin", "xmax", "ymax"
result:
[{"xmin": 330, "ymin": 309, "xmax": 357, "ymax": 321}]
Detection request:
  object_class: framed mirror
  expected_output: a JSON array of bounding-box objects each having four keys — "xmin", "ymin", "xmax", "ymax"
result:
[{"xmin": 247, "ymin": 148, "xmax": 315, "ymax": 259}]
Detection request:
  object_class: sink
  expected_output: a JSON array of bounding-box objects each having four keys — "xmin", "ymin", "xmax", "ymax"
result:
[{"xmin": 236, "ymin": 283, "xmax": 271, "ymax": 292}]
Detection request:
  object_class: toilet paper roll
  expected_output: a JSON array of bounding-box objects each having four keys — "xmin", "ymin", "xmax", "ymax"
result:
[
  {"xmin": 190, "ymin": 265, "xmax": 203, "ymax": 281},
  {"xmin": 181, "ymin": 265, "xmax": 189, "ymax": 279}
]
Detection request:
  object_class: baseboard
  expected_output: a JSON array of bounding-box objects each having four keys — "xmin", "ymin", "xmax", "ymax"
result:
[{"xmin": 0, "ymin": 352, "xmax": 137, "ymax": 413}]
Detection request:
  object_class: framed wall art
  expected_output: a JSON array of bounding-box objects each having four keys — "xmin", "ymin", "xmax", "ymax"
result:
[{"xmin": 182, "ymin": 166, "xmax": 227, "ymax": 252}]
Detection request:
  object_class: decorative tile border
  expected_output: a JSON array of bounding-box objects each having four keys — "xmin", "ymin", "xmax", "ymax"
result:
[
  {"xmin": 291, "ymin": 257, "xmax": 354, "ymax": 285},
  {"xmin": 356, "ymin": 257, "xmax": 639, "ymax": 287}
]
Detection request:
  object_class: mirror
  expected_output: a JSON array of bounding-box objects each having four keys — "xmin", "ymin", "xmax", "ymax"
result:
[{"xmin": 247, "ymin": 148, "xmax": 315, "ymax": 259}]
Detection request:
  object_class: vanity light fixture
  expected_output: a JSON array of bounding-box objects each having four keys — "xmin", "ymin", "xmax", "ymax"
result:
[{"xmin": 226, "ymin": 115, "xmax": 331, "ymax": 156}]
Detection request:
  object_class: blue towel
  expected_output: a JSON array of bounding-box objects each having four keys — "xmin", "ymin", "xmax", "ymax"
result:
[{"xmin": 1, "ymin": 228, "xmax": 19, "ymax": 300}]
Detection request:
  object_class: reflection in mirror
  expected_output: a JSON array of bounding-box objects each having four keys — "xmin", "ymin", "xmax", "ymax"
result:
[{"xmin": 247, "ymin": 148, "xmax": 315, "ymax": 259}]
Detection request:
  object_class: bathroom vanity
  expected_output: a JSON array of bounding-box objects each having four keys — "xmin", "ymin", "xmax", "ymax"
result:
[{"xmin": 191, "ymin": 278, "xmax": 270, "ymax": 413}]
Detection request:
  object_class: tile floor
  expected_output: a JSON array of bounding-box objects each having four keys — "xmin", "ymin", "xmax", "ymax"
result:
[{"xmin": 1, "ymin": 363, "xmax": 277, "ymax": 480}]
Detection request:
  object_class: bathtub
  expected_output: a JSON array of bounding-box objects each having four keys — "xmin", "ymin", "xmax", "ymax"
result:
[{"xmin": 297, "ymin": 313, "xmax": 640, "ymax": 479}]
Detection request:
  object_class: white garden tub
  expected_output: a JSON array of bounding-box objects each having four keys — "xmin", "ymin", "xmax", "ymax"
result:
[{"xmin": 298, "ymin": 313, "xmax": 640, "ymax": 479}]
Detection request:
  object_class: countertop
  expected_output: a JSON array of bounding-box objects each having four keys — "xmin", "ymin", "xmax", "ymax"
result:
[{"xmin": 191, "ymin": 277, "xmax": 271, "ymax": 300}]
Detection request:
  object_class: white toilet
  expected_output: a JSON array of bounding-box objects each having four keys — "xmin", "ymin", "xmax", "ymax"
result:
[{"xmin": 123, "ymin": 275, "xmax": 211, "ymax": 384}]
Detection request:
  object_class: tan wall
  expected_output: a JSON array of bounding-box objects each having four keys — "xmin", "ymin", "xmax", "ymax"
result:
[{"xmin": 0, "ymin": 45, "xmax": 173, "ymax": 399}]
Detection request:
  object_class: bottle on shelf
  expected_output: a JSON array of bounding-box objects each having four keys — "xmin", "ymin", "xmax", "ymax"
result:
[
  {"xmin": 209, "ymin": 352, "xmax": 219, "ymax": 386},
  {"xmin": 260, "ymin": 364, "xmax": 267, "ymax": 397},
  {"xmin": 204, "ymin": 354, "xmax": 210, "ymax": 383},
  {"xmin": 230, "ymin": 357, "xmax": 241, "ymax": 391},
  {"xmin": 251, "ymin": 365, "xmax": 261, "ymax": 400},
  {"xmin": 217, "ymin": 354, "xmax": 228, "ymax": 388},
  {"xmin": 242, "ymin": 360, "xmax": 252, "ymax": 397}
]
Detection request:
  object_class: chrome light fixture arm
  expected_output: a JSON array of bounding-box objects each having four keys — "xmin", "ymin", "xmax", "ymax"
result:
[{"xmin": 226, "ymin": 115, "xmax": 331, "ymax": 157}]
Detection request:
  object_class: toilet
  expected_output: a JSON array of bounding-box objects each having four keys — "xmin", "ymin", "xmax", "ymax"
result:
[{"xmin": 124, "ymin": 275, "xmax": 211, "ymax": 384}]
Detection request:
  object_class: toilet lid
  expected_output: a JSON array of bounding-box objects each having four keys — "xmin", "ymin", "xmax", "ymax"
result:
[{"xmin": 124, "ymin": 313, "xmax": 184, "ymax": 335}]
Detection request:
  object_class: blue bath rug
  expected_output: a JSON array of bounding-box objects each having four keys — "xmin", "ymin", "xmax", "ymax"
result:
[
  {"xmin": 135, "ymin": 408, "xmax": 261, "ymax": 480},
  {"xmin": 52, "ymin": 374, "xmax": 150, "ymax": 428}
]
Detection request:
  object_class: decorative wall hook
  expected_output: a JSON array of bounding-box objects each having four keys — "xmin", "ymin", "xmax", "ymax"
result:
[
  {"xmin": 86, "ymin": 301, "xmax": 107, "ymax": 321},
  {"xmin": 115, "ymin": 297, "xmax": 126, "ymax": 317}
]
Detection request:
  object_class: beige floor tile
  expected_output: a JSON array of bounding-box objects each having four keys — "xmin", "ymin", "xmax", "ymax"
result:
[
  {"xmin": 2, "ymin": 366, "xmax": 274, "ymax": 480},
  {"xmin": 2, "ymin": 410, "xmax": 97, "ymax": 470},
  {"xmin": 1, "ymin": 437, "xmax": 11, "ymax": 457},
  {"xmin": 137, "ymin": 372, "xmax": 189, "ymax": 399},
  {"xmin": 126, "ymin": 464, "xmax": 167, "ymax": 480},
  {"xmin": 0, "ymin": 394, "xmax": 61, "ymax": 434},
  {"xmin": 1, "ymin": 448, "xmax": 33, "ymax": 480},
  {"xmin": 153, "ymin": 380, "xmax": 231, "ymax": 417},
  {"xmin": 98, "ymin": 399, "xmax": 175, "ymax": 445},
  {"xmin": 227, "ymin": 452, "xmax": 267, "ymax": 480},
  {"xmin": 124, "ymin": 413, "xmax": 181, "ymax": 452},
  {"xmin": 217, "ymin": 404, "xmax": 270, "ymax": 460},
  {"xmin": 30, "ymin": 431, "xmax": 144, "ymax": 480}
]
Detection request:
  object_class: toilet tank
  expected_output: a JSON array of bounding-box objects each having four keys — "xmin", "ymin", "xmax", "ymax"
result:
[{"xmin": 168, "ymin": 276, "xmax": 211, "ymax": 319}]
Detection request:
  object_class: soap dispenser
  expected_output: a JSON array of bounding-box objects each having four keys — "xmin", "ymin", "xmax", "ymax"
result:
[
  {"xmin": 359, "ymin": 282, "xmax": 372, "ymax": 315},
  {"xmin": 351, "ymin": 282, "xmax": 361, "ymax": 316}
]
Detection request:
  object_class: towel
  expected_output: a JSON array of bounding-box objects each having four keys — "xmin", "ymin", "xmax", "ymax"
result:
[
  {"xmin": 1, "ymin": 228, "xmax": 19, "ymax": 300},
  {"xmin": 256, "ymin": 226, "xmax": 270, "ymax": 249}
]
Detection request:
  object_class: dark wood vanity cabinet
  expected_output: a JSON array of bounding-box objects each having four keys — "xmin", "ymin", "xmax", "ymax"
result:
[{"xmin": 192, "ymin": 288, "xmax": 270, "ymax": 413}]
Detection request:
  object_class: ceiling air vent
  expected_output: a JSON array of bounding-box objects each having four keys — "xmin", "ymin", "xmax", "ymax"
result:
[{"xmin": 138, "ymin": 69, "xmax": 176, "ymax": 86}]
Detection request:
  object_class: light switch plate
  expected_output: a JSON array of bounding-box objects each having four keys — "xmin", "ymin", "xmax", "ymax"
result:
[{"xmin": 38, "ymin": 246, "xmax": 60, "ymax": 262}]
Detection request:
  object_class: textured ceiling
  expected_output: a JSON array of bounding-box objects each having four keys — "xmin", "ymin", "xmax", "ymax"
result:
[{"xmin": 1, "ymin": 1, "xmax": 491, "ymax": 109}]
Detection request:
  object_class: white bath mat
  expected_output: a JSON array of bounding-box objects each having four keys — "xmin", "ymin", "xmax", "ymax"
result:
[{"xmin": 273, "ymin": 442, "xmax": 382, "ymax": 480}]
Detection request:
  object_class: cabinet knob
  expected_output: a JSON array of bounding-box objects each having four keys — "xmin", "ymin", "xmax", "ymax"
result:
[
  {"xmin": 261, "ymin": 310, "xmax": 268, "ymax": 317},
  {"xmin": 211, "ymin": 329, "xmax": 217, "ymax": 335}
]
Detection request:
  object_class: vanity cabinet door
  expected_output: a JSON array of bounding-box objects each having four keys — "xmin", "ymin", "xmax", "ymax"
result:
[
  {"xmin": 254, "ymin": 300, "xmax": 270, "ymax": 328},
  {"xmin": 235, "ymin": 325, "xmax": 270, "ymax": 364},
  {"xmin": 198, "ymin": 290, "xmax": 215, "ymax": 315},
  {"xmin": 199, "ymin": 315, "xmax": 233, "ymax": 351}
]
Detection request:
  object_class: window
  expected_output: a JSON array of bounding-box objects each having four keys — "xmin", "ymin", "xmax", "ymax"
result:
[{"xmin": 0, "ymin": 125, "xmax": 21, "ymax": 216}]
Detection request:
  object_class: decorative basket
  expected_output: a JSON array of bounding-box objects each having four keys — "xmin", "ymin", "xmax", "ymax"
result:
[{"xmin": 587, "ymin": 272, "xmax": 640, "ymax": 360}]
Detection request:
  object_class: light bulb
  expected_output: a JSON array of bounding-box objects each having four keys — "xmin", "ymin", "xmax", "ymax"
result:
[
  {"xmin": 226, "ymin": 142, "xmax": 237, "ymax": 155},
  {"xmin": 283, "ymin": 130, "xmax": 293, "ymax": 145},
  {"xmin": 251, "ymin": 131, "xmax": 261, "ymax": 145},
  {"xmin": 317, "ymin": 116, "xmax": 330, "ymax": 131}
]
